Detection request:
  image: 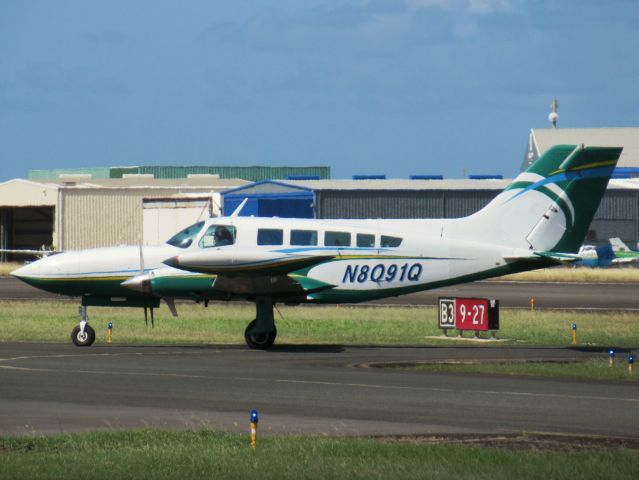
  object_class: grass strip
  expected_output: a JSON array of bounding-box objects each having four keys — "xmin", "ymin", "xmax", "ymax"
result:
[
  {"xmin": 384, "ymin": 358, "xmax": 639, "ymax": 382},
  {"xmin": 1, "ymin": 430, "xmax": 638, "ymax": 480},
  {"xmin": 1, "ymin": 300, "xmax": 639, "ymax": 348},
  {"xmin": 497, "ymin": 266, "xmax": 639, "ymax": 283}
]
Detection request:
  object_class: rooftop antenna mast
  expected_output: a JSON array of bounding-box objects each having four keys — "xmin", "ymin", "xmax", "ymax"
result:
[{"xmin": 548, "ymin": 99, "xmax": 558, "ymax": 128}]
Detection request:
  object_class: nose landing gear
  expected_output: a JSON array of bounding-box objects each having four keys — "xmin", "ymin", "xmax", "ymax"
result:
[{"xmin": 71, "ymin": 305, "xmax": 96, "ymax": 347}]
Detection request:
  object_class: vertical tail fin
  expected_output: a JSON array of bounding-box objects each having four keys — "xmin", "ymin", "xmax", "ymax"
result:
[
  {"xmin": 609, "ymin": 237, "xmax": 632, "ymax": 253},
  {"xmin": 454, "ymin": 144, "xmax": 623, "ymax": 253}
]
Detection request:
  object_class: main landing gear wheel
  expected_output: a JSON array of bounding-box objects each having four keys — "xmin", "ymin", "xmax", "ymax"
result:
[
  {"xmin": 244, "ymin": 319, "xmax": 277, "ymax": 350},
  {"xmin": 71, "ymin": 324, "xmax": 96, "ymax": 347}
]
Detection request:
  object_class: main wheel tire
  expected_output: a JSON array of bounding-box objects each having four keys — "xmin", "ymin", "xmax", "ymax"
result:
[
  {"xmin": 244, "ymin": 319, "xmax": 277, "ymax": 350},
  {"xmin": 71, "ymin": 324, "xmax": 96, "ymax": 347}
]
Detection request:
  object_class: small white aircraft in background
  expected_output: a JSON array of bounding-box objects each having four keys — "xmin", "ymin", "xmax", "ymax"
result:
[
  {"xmin": 575, "ymin": 237, "xmax": 639, "ymax": 268},
  {"xmin": 12, "ymin": 144, "xmax": 622, "ymax": 349},
  {"xmin": 608, "ymin": 237, "xmax": 639, "ymax": 263}
]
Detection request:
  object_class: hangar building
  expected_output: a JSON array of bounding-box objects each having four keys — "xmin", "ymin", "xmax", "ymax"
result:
[
  {"xmin": 4, "ymin": 128, "xmax": 639, "ymax": 258},
  {"xmin": 521, "ymin": 127, "xmax": 639, "ymax": 173},
  {"xmin": 223, "ymin": 179, "xmax": 507, "ymax": 219},
  {"xmin": 29, "ymin": 165, "xmax": 331, "ymax": 182},
  {"xmin": 223, "ymin": 128, "xmax": 639, "ymax": 246},
  {"xmin": 0, "ymin": 176, "xmax": 247, "ymax": 260},
  {"xmin": 1, "ymin": 164, "xmax": 329, "ymax": 260}
]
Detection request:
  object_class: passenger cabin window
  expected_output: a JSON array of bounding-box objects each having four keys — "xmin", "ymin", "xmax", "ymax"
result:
[
  {"xmin": 381, "ymin": 235, "xmax": 402, "ymax": 247},
  {"xmin": 166, "ymin": 221, "xmax": 205, "ymax": 248},
  {"xmin": 199, "ymin": 225, "xmax": 236, "ymax": 248},
  {"xmin": 356, "ymin": 233, "xmax": 375, "ymax": 248},
  {"xmin": 325, "ymin": 231, "xmax": 351, "ymax": 247},
  {"xmin": 257, "ymin": 228, "xmax": 283, "ymax": 246},
  {"xmin": 290, "ymin": 229, "xmax": 318, "ymax": 246}
]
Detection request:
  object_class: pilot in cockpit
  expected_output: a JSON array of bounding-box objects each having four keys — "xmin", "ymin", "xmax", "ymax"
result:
[{"xmin": 214, "ymin": 226, "xmax": 233, "ymax": 247}]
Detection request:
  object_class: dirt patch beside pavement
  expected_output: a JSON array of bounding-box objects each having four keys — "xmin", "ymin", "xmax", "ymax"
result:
[{"xmin": 375, "ymin": 432, "xmax": 639, "ymax": 451}]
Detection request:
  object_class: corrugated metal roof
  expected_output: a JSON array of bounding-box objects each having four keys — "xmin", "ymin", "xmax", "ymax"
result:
[
  {"xmin": 17, "ymin": 178, "xmax": 248, "ymax": 190},
  {"xmin": 608, "ymin": 178, "xmax": 639, "ymax": 190},
  {"xmin": 285, "ymin": 179, "xmax": 511, "ymax": 191},
  {"xmin": 15, "ymin": 177, "xmax": 639, "ymax": 193},
  {"xmin": 29, "ymin": 167, "xmax": 112, "ymax": 179},
  {"xmin": 30, "ymin": 166, "xmax": 331, "ymax": 181},
  {"xmin": 532, "ymin": 128, "xmax": 639, "ymax": 167},
  {"xmin": 0, "ymin": 179, "xmax": 58, "ymax": 206}
]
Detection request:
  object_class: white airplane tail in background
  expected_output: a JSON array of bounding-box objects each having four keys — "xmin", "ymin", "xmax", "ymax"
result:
[
  {"xmin": 450, "ymin": 144, "xmax": 623, "ymax": 254},
  {"xmin": 609, "ymin": 237, "xmax": 631, "ymax": 252}
]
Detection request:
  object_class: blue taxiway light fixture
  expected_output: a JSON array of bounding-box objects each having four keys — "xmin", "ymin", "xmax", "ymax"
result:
[
  {"xmin": 250, "ymin": 410, "xmax": 259, "ymax": 423},
  {"xmin": 608, "ymin": 349, "xmax": 616, "ymax": 358}
]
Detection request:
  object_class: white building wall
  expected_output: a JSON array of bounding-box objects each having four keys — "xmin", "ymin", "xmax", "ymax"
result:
[
  {"xmin": 142, "ymin": 198, "xmax": 212, "ymax": 245},
  {"xmin": 61, "ymin": 189, "xmax": 145, "ymax": 250},
  {"xmin": 60, "ymin": 188, "xmax": 222, "ymax": 250}
]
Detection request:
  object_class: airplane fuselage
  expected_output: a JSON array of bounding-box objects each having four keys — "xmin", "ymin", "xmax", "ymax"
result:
[{"xmin": 13, "ymin": 216, "xmax": 543, "ymax": 306}]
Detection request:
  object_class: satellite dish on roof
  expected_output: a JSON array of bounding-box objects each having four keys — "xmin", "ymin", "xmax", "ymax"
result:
[{"xmin": 548, "ymin": 99, "xmax": 558, "ymax": 128}]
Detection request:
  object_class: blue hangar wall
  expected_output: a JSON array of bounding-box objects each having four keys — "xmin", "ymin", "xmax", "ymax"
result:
[{"xmin": 222, "ymin": 181, "xmax": 315, "ymax": 218}]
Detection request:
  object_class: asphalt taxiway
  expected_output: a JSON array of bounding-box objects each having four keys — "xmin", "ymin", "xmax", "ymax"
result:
[{"xmin": 1, "ymin": 343, "xmax": 637, "ymax": 438}]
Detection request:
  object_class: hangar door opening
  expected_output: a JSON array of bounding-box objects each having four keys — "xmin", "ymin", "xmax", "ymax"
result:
[
  {"xmin": 0, "ymin": 207, "xmax": 55, "ymax": 261},
  {"xmin": 142, "ymin": 197, "xmax": 214, "ymax": 245}
]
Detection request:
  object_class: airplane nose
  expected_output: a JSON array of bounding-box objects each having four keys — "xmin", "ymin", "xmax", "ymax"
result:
[{"xmin": 11, "ymin": 261, "xmax": 41, "ymax": 279}]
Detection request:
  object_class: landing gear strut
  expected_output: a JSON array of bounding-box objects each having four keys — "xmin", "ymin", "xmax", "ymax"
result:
[
  {"xmin": 244, "ymin": 297, "xmax": 277, "ymax": 350},
  {"xmin": 71, "ymin": 305, "xmax": 96, "ymax": 347}
]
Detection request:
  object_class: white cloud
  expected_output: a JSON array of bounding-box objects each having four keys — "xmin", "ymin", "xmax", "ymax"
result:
[
  {"xmin": 406, "ymin": 0, "xmax": 512, "ymax": 14},
  {"xmin": 468, "ymin": 0, "xmax": 512, "ymax": 14},
  {"xmin": 405, "ymin": 0, "xmax": 459, "ymax": 11}
]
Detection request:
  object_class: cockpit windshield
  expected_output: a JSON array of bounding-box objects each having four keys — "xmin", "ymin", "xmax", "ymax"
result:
[{"xmin": 166, "ymin": 221, "xmax": 205, "ymax": 248}]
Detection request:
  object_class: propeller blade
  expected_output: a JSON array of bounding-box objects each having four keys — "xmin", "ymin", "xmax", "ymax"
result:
[
  {"xmin": 139, "ymin": 243, "xmax": 145, "ymax": 274},
  {"xmin": 143, "ymin": 304, "xmax": 148, "ymax": 327},
  {"xmin": 150, "ymin": 306, "xmax": 155, "ymax": 328}
]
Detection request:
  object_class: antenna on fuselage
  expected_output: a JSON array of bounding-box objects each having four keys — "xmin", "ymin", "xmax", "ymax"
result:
[{"xmin": 230, "ymin": 198, "xmax": 249, "ymax": 217}]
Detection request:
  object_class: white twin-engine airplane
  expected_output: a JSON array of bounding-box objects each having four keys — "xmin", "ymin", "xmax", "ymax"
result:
[{"xmin": 12, "ymin": 144, "xmax": 622, "ymax": 349}]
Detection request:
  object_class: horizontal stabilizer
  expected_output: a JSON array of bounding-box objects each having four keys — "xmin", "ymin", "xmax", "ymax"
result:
[
  {"xmin": 533, "ymin": 251, "xmax": 582, "ymax": 263},
  {"xmin": 503, "ymin": 251, "xmax": 581, "ymax": 264}
]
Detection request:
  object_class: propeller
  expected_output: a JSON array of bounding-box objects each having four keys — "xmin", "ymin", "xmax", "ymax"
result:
[
  {"xmin": 139, "ymin": 243, "xmax": 154, "ymax": 328},
  {"xmin": 122, "ymin": 246, "xmax": 178, "ymax": 325}
]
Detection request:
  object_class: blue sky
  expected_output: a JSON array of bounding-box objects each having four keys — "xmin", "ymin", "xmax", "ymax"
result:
[{"xmin": 1, "ymin": 0, "xmax": 637, "ymax": 181}]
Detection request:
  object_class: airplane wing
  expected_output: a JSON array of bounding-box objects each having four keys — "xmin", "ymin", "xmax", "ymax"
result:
[
  {"xmin": 163, "ymin": 250, "xmax": 335, "ymax": 276},
  {"xmin": 159, "ymin": 250, "xmax": 337, "ymax": 299}
]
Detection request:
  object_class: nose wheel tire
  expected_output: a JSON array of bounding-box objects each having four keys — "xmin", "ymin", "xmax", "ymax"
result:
[
  {"xmin": 244, "ymin": 319, "xmax": 277, "ymax": 350},
  {"xmin": 71, "ymin": 324, "xmax": 96, "ymax": 347}
]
